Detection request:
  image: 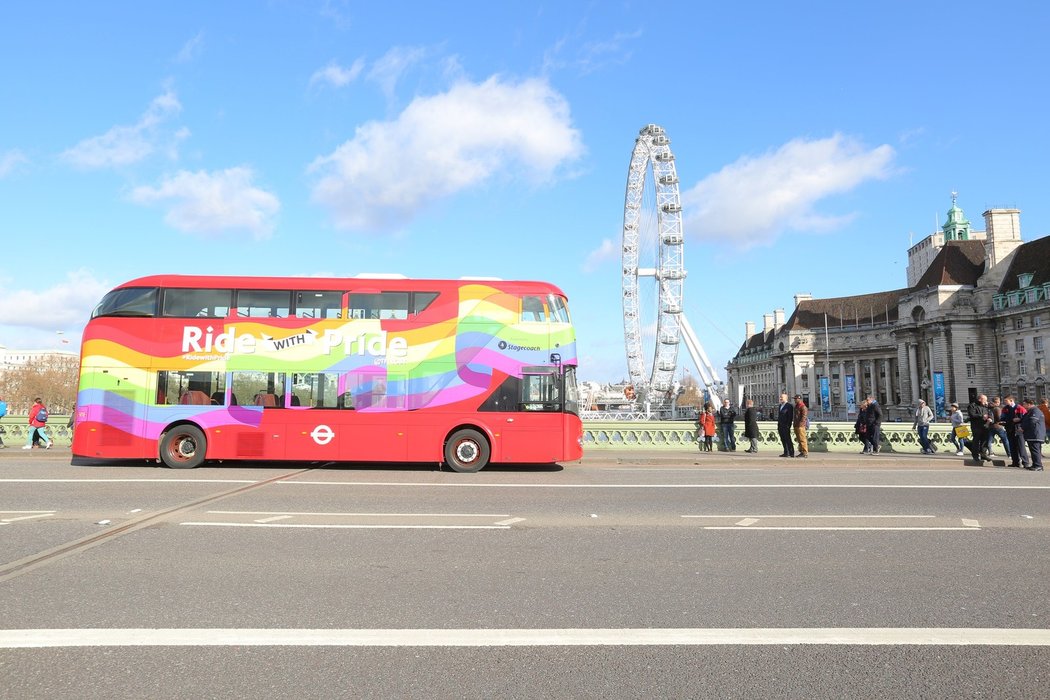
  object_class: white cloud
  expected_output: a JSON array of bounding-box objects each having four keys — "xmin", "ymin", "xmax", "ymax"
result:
[
  {"xmin": 176, "ymin": 32, "xmax": 204, "ymax": 63},
  {"xmin": 0, "ymin": 269, "xmax": 110, "ymax": 332},
  {"xmin": 682, "ymin": 134, "xmax": 896, "ymax": 249},
  {"xmin": 310, "ymin": 58, "xmax": 365, "ymax": 88},
  {"xmin": 308, "ymin": 76, "xmax": 583, "ymax": 231},
  {"xmin": 0, "ymin": 149, "xmax": 28, "ymax": 177},
  {"xmin": 583, "ymin": 238, "xmax": 618, "ymax": 273},
  {"xmin": 129, "ymin": 167, "xmax": 280, "ymax": 239},
  {"xmin": 367, "ymin": 46, "xmax": 427, "ymax": 102},
  {"xmin": 61, "ymin": 90, "xmax": 185, "ymax": 169}
]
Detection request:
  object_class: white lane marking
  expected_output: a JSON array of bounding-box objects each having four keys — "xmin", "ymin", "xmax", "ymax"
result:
[
  {"xmin": 1, "ymin": 479, "xmax": 1046, "ymax": 490},
  {"xmin": 1, "ymin": 628, "xmax": 1048, "ymax": 648},
  {"xmin": 703, "ymin": 527, "xmax": 981, "ymax": 531},
  {"xmin": 0, "ymin": 510, "xmax": 57, "ymax": 514},
  {"xmin": 494, "ymin": 517, "xmax": 525, "ymax": 526},
  {"xmin": 683, "ymin": 515, "xmax": 936, "ymax": 519},
  {"xmin": 0, "ymin": 513, "xmax": 55, "ymax": 523},
  {"xmin": 253, "ymin": 515, "xmax": 292, "ymax": 523},
  {"xmin": 735, "ymin": 518, "xmax": 759, "ymax": 527},
  {"xmin": 180, "ymin": 522, "xmax": 509, "ymax": 530},
  {"xmin": 962, "ymin": 519, "xmax": 981, "ymax": 528},
  {"xmin": 278, "ymin": 482, "xmax": 1050, "ymax": 490},
  {"xmin": 209, "ymin": 510, "xmax": 510, "ymax": 518},
  {"xmin": 0, "ymin": 479, "xmax": 256, "ymax": 484}
]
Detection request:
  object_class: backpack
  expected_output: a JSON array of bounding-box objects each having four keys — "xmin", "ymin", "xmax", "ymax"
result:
[
  {"xmin": 36, "ymin": 407, "xmax": 48, "ymax": 423},
  {"xmin": 0, "ymin": 400, "xmax": 7, "ymax": 418}
]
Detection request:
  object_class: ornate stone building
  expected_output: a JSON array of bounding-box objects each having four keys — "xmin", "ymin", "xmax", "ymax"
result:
[{"xmin": 727, "ymin": 198, "xmax": 1049, "ymax": 419}]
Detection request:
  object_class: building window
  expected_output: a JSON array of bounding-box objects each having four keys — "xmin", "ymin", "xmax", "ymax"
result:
[
  {"xmin": 1019, "ymin": 272, "xmax": 1035, "ymax": 288},
  {"xmin": 1035, "ymin": 315, "xmax": 1043, "ymax": 327},
  {"xmin": 964, "ymin": 343, "xmax": 975, "ymax": 358},
  {"xmin": 1000, "ymin": 340, "xmax": 1008, "ymax": 354},
  {"xmin": 1015, "ymin": 317, "xmax": 1025, "ymax": 330},
  {"xmin": 1035, "ymin": 336, "xmax": 1044, "ymax": 351},
  {"xmin": 1018, "ymin": 359, "xmax": 1026, "ymax": 376},
  {"xmin": 1036, "ymin": 358, "xmax": 1045, "ymax": 375},
  {"xmin": 1016, "ymin": 338, "xmax": 1025, "ymax": 353},
  {"xmin": 966, "ymin": 363, "xmax": 976, "ymax": 379}
]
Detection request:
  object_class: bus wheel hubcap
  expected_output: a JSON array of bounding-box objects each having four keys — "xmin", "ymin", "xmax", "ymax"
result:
[{"xmin": 456, "ymin": 441, "xmax": 478, "ymax": 463}]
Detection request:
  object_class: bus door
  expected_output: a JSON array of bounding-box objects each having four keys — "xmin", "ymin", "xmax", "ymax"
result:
[{"xmin": 497, "ymin": 367, "xmax": 565, "ymax": 464}]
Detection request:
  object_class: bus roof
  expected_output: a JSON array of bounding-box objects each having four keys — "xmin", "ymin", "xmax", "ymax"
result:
[{"xmin": 114, "ymin": 274, "xmax": 567, "ymax": 298}]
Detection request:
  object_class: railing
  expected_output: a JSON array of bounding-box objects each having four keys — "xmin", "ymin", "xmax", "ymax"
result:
[
  {"xmin": 0, "ymin": 417, "xmax": 74, "ymax": 447},
  {"xmin": 1, "ymin": 416, "xmax": 1042, "ymax": 454},
  {"xmin": 581, "ymin": 420, "xmax": 1031, "ymax": 453}
]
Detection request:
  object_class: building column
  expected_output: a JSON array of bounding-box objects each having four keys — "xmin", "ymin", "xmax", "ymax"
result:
[
  {"xmin": 869, "ymin": 357, "xmax": 878, "ymax": 400},
  {"xmin": 885, "ymin": 357, "xmax": 894, "ymax": 405},
  {"xmin": 908, "ymin": 343, "xmax": 920, "ymax": 405}
]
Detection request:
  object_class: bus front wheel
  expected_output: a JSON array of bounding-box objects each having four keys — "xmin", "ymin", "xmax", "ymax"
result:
[
  {"xmin": 444, "ymin": 429, "xmax": 490, "ymax": 473},
  {"xmin": 160, "ymin": 425, "xmax": 207, "ymax": 469}
]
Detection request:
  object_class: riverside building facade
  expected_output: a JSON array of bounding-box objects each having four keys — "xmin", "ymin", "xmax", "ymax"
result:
[{"xmin": 727, "ymin": 198, "xmax": 1050, "ymax": 420}]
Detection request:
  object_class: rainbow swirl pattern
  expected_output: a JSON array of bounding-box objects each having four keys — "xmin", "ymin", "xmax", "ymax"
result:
[{"xmin": 74, "ymin": 283, "xmax": 577, "ymax": 451}]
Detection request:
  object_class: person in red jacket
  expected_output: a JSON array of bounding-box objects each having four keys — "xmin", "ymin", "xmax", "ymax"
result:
[{"xmin": 23, "ymin": 398, "xmax": 52, "ymax": 450}]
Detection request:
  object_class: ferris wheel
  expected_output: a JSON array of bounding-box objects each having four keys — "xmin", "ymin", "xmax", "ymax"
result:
[
  {"xmin": 621, "ymin": 124, "xmax": 685, "ymax": 399},
  {"xmin": 621, "ymin": 124, "xmax": 722, "ymax": 403}
]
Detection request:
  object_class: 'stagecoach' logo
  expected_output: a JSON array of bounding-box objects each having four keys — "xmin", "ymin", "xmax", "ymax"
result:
[{"xmin": 498, "ymin": 340, "xmax": 540, "ymax": 352}]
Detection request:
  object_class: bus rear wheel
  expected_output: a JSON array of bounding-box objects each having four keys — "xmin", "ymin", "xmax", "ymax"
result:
[
  {"xmin": 160, "ymin": 425, "xmax": 207, "ymax": 469},
  {"xmin": 444, "ymin": 429, "xmax": 490, "ymax": 473}
]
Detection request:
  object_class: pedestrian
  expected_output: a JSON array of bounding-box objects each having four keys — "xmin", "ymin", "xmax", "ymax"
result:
[
  {"xmin": 0, "ymin": 394, "xmax": 7, "ymax": 449},
  {"xmin": 1001, "ymin": 395, "xmax": 1028, "ymax": 469},
  {"xmin": 793, "ymin": 394, "xmax": 809, "ymax": 458},
  {"xmin": 776, "ymin": 393, "xmax": 795, "ymax": 458},
  {"xmin": 717, "ymin": 399, "xmax": 737, "ymax": 452},
  {"xmin": 0, "ymin": 395, "xmax": 7, "ymax": 448},
  {"xmin": 854, "ymin": 399, "xmax": 871, "ymax": 454},
  {"xmin": 986, "ymin": 397, "xmax": 1011, "ymax": 459},
  {"xmin": 966, "ymin": 394, "xmax": 993, "ymax": 463},
  {"xmin": 1038, "ymin": 398, "xmax": 1050, "ymax": 432},
  {"xmin": 949, "ymin": 403, "xmax": 967, "ymax": 455},
  {"xmin": 1020, "ymin": 398, "xmax": 1045, "ymax": 471},
  {"xmin": 742, "ymin": 399, "xmax": 759, "ymax": 453},
  {"xmin": 23, "ymin": 397, "xmax": 52, "ymax": 450},
  {"xmin": 866, "ymin": 395, "xmax": 883, "ymax": 454},
  {"xmin": 913, "ymin": 399, "xmax": 935, "ymax": 454},
  {"xmin": 698, "ymin": 405, "xmax": 716, "ymax": 452}
]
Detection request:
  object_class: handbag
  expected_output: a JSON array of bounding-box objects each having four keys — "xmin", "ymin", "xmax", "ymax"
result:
[{"xmin": 954, "ymin": 425, "xmax": 971, "ymax": 439}]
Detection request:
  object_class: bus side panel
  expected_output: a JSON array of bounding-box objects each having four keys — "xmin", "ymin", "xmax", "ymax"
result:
[{"xmin": 73, "ymin": 364, "xmax": 156, "ymax": 460}]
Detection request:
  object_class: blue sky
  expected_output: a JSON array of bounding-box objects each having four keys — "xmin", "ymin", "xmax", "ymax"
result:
[{"xmin": 2, "ymin": 1, "xmax": 1048, "ymax": 383}]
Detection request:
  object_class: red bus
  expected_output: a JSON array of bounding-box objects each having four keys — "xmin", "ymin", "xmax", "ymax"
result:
[{"xmin": 72, "ymin": 274, "xmax": 582, "ymax": 472}]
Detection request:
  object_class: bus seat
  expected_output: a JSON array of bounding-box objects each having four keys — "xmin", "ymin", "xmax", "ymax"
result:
[
  {"xmin": 254, "ymin": 393, "xmax": 277, "ymax": 407},
  {"xmin": 180, "ymin": 391, "xmax": 210, "ymax": 405}
]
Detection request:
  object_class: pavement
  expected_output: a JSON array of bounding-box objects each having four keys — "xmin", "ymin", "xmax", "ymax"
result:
[
  {"xmin": 1, "ymin": 443, "xmax": 1035, "ymax": 472},
  {"xmin": 573, "ymin": 446, "xmax": 1028, "ymax": 470}
]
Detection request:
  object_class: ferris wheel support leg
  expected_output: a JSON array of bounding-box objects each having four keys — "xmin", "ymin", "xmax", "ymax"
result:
[{"xmin": 680, "ymin": 314, "xmax": 722, "ymax": 403}]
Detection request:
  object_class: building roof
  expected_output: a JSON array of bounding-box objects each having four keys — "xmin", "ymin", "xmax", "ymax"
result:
[
  {"xmin": 996, "ymin": 235, "xmax": 1050, "ymax": 293},
  {"xmin": 782, "ymin": 289, "xmax": 911, "ymax": 331},
  {"xmin": 912, "ymin": 240, "xmax": 986, "ymax": 288}
]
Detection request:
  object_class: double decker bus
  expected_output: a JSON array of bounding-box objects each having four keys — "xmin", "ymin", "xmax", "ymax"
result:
[{"xmin": 72, "ymin": 274, "xmax": 582, "ymax": 472}]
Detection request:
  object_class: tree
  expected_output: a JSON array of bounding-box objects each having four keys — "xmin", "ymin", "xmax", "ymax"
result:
[{"xmin": 0, "ymin": 356, "xmax": 80, "ymax": 414}]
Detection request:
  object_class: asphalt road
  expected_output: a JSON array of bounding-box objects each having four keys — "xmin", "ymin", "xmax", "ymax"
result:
[{"xmin": 1, "ymin": 448, "xmax": 1048, "ymax": 699}]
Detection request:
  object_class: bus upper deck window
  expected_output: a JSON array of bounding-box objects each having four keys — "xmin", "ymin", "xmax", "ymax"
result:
[
  {"xmin": 92, "ymin": 287, "xmax": 158, "ymax": 318},
  {"xmin": 521, "ymin": 296, "xmax": 548, "ymax": 322},
  {"xmin": 161, "ymin": 289, "xmax": 232, "ymax": 318},
  {"xmin": 548, "ymin": 295, "xmax": 570, "ymax": 323},
  {"xmin": 295, "ymin": 291, "xmax": 343, "ymax": 319},
  {"xmin": 236, "ymin": 290, "xmax": 291, "ymax": 318}
]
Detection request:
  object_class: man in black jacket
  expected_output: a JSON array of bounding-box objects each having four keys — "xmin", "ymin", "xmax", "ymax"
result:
[
  {"xmin": 866, "ymin": 395, "xmax": 884, "ymax": 454},
  {"xmin": 718, "ymin": 399, "xmax": 737, "ymax": 451},
  {"xmin": 967, "ymin": 394, "xmax": 993, "ymax": 463},
  {"xmin": 776, "ymin": 393, "xmax": 794, "ymax": 458}
]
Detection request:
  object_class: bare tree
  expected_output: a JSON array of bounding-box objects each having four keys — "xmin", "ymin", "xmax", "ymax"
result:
[{"xmin": 1, "ymin": 356, "xmax": 80, "ymax": 414}]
